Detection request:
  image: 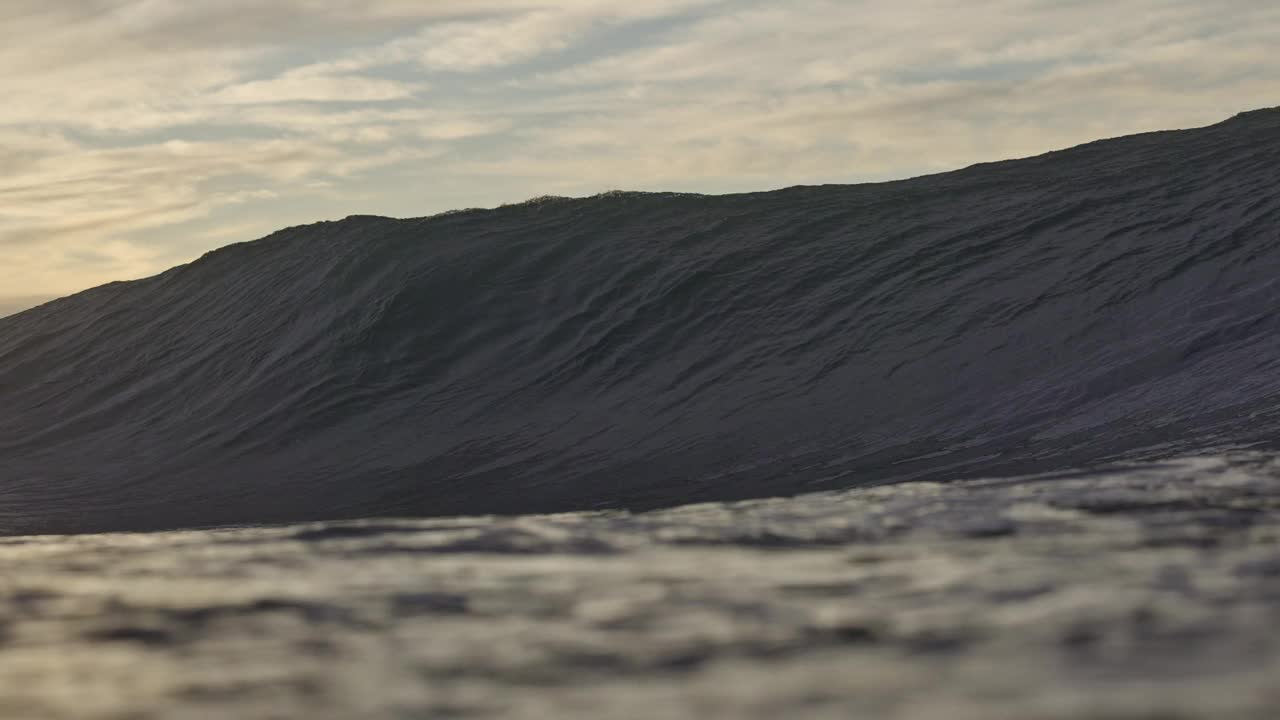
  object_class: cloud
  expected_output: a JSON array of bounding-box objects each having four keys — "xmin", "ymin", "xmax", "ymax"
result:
[
  {"xmin": 412, "ymin": 12, "xmax": 588, "ymax": 72},
  {"xmin": 211, "ymin": 68, "xmax": 423, "ymax": 104},
  {"xmin": 0, "ymin": 0, "xmax": 1276, "ymax": 303},
  {"xmin": 491, "ymin": 0, "xmax": 1276, "ymax": 182}
]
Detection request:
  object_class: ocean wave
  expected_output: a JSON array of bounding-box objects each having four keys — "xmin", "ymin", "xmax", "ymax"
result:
[{"xmin": 2, "ymin": 108, "xmax": 1278, "ymax": 535}]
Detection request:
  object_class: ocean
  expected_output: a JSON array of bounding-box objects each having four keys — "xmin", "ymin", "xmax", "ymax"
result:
[{"xmin": 1, "ymin": 109, "xmax": 1279, "ymax": 719}]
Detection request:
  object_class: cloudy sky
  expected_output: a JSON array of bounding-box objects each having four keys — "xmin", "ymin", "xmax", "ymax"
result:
[{"xmin": 1, "ymin": 0, "xmax": 1276, "ymax": 315}]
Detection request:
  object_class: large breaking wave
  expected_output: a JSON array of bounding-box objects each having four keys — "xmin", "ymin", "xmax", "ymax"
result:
[{"xmin": 2, "ymin": 109, "xmax": 1279, "ymax": 535}]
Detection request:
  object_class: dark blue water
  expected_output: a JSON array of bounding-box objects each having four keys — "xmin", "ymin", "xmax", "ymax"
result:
[{"xmin": 2, "ymin": 108, "xmax": 1278, "ymax": 535}]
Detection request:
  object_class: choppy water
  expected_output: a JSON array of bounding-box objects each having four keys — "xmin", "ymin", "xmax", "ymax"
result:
[
  {"xmin": 2, "ymin": 110, "xmax": 1280, "ymax": 535},
  {"xmin": 2, "ymin": 454, "xmax": 1279, "ymax": 719}
]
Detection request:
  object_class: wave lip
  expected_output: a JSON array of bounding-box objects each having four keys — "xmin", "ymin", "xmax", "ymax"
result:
[{"xmin": 2, "ymin": 108, "xmax": 1279, "ymax": 535}]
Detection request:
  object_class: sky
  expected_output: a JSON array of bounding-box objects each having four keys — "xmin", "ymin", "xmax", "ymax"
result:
[{"xmin": 1, "ymin": 0, "xmax": 1277, "ymax": 315}]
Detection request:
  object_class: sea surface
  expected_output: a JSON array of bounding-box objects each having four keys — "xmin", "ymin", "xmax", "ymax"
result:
[{"xmin": 1, "ymin": 455, "xmax": 1278, "ymax": 719}]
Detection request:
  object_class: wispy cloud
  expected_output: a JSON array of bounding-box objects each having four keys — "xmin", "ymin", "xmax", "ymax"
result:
[
  {"xmin": 211, "ymin": 69, "xmax": 422, "ymax": 105},
  {"xmin": 0, "ymin": 0, "xmax": 1276, "ymax": 308}
]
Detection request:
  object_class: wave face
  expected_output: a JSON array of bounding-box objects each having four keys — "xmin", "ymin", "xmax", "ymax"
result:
[{"xmin": 2, "ymin": 109, "xmax": 1280, "ymax": 535}]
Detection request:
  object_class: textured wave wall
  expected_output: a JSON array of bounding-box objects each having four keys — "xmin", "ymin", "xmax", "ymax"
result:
[{"xmin": 2, "ymin": 109, "xmax": 1278, "ymax": 535}]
